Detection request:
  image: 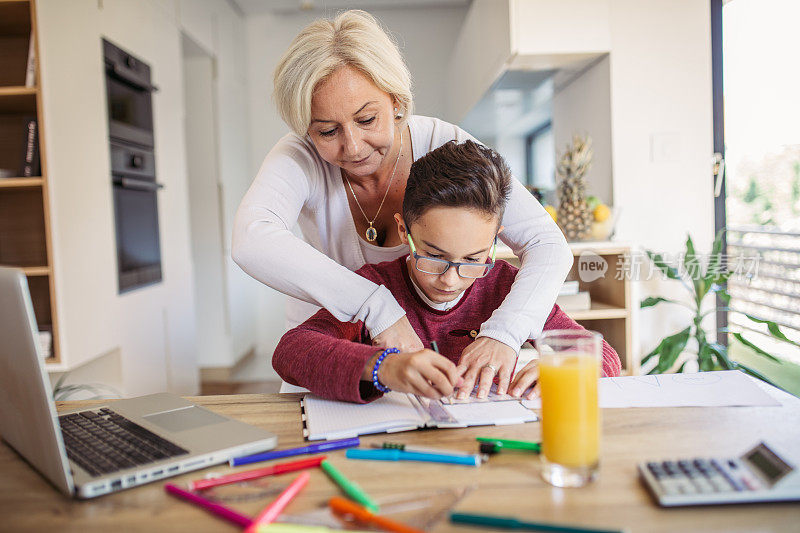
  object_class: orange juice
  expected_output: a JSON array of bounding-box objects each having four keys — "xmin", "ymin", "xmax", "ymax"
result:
[{"xmin": 539, "ymin": 353, "xmax": 600, "ymax": 467}]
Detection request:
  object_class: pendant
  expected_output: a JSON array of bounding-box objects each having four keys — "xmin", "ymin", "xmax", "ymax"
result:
[{"xmin": 366, "ymin": 225, "xmax": 378, "ymax": 242}]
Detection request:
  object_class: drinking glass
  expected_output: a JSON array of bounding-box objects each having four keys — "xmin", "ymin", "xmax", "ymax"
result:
[{"xmin": 536, "ymin": 329, "xmax": 602, "ymax": 488}]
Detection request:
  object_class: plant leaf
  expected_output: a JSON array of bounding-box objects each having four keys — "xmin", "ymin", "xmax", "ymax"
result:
[
  {"xmin": 641, "ymin": 341, "xmax": 663, "ymax": 366},
  {"xmin": 742, "ymin": 315, "xmax": 800, "ymax": 347},
  {"xmin": 731, "ymin": 361, "xmax": 781, "ymax": 389},
  {"xmin": 705, "ymin": 342, "xmax": 733, "ymax": 370},
  {"xmin": 675, "ymin": 360, "xmax": 689, "ymax": 373},
  {"xmin": 646, "ymin": 251, "xmax": 681, "ymax": 280},
  {"xmin": 732, "ymin": 333, "xmax": 783, "ymax": 363},
  {"xmin": 684, "ymin": 235, "xmax": 699, "ymax": 279},
  {"xmin": 705, "ymin": 228, "xmax": 728, "ymax": 286},
  {"xmin": 641, "ymin": 296, "xmax": 682, "ymax": 308},
  {"xmin": 650, "ymin": 327, "xmax": 692, "ymax": 374},
  {"xmin": 711, "ymin": 284, "xmax": 731, "ymax": 304}
]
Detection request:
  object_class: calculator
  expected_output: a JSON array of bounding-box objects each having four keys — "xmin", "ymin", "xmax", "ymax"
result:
[{"xmin": 638, "ymin": 442, "xmax": 800, "ymax": 507}]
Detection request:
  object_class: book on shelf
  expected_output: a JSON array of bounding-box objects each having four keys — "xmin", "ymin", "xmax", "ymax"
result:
[
  {"xmin": 19, "ymin": 116, "xmax": 40, "ymax": 177},
  {"xmin": 25, "ymin": 30, "xmax": 36, "ymax": 87},
  {"xmin": 556, "ymin": 291, "xmax": 591, "ymax": 311},
  {"xmin": 559, "ymin": 280, "xmax": 580, "ymax": 296},
  {"xmin": 38, "ymin": 330, "xmax": 52, "ymax": 359}
]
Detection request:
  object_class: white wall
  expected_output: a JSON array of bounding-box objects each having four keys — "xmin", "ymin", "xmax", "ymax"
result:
[
  {"xmin": 451, "ymin": 0, "xmax": 715, "ymax": 365},
  {"xmin": 607, "ymin": 0, "xmax": 715, "ymax": 357},
  {"xmin": 242, "ymin": 5, "xmax": 469, "ymax": 381},
  {"xmin": 183, "ymin": 48, "xmax": 231, "ymax": 369},
  {"xmin": 552, "ymin": 55, "xmax": 613, "ymax": 203},
  {"xmin": 38, "ymin": 0, "xmax": 254, "ymax": 395}
]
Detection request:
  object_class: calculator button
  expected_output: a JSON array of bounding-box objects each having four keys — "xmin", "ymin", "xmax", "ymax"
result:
[
  {"xmin": 674, "ymin": 479, "xmax": 698, "ymax": 494},
  {"xmin": 741, "ymin": 476, "xmax": 763, "ymax": 491},
  {"xmin": 709, "ymin": 476, "xmax": 734, "ymax": 492},
  {"xmin": 692, "ymin": 478, "xmax": 716, "ymax": 493},
  {"xmin": 693, "ymin": 458, "xmax": 711, "ymax": 471},
  {"xmin": 659, "ymin": 479, "xmax": 681, "ymax": 495}
]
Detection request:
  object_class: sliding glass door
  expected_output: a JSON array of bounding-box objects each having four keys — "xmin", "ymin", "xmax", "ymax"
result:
[{"xmin": 712, "ymin": 0, "xmax": 800, "ymax": 388}]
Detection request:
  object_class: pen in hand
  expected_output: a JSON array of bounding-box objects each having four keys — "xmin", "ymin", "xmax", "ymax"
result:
[{"xmin": 431, "ymin": 341, "xmax": 454, "ymax": 402}]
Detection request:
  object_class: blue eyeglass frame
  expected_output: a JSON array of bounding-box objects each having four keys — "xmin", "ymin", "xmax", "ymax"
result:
[{"xmin": 406, "ymin": 233, "xmax": 498, "ymax": 279}]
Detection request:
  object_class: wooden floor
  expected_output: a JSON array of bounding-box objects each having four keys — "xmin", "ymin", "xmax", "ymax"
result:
[{"xmin": 199, "ymin": 380, "xmax": 282, "ymax": 395}]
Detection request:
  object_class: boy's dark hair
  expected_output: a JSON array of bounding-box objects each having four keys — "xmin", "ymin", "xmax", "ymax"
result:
[{"xmin": 403, "ymin": 140, "xmax": 512, "ymax": 228}]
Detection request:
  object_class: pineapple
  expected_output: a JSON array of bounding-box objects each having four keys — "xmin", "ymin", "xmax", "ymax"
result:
[{"xmin": 556, "ymin": 134, "xmax": 594, "ymax": 241}]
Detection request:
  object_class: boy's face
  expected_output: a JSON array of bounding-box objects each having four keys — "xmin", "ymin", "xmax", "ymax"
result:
[{"xmin": 395, "ymin": 207, "xmax": 500, "ymax": 304}]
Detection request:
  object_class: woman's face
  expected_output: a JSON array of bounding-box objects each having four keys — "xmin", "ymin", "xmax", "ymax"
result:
[{"xmin": 308, "ymin": 65, "xmax": 399, "ymax": 178}]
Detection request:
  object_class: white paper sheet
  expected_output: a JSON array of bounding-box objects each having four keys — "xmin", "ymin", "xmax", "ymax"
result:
[{"xmin": 522, "ymin": 370, "xmax": 781, "ymax": 409}]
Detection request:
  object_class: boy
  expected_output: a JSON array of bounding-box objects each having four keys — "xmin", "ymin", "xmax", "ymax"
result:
[{"xmin": 273, "ymin": 140, "xmax": 621, "ymax": 403}]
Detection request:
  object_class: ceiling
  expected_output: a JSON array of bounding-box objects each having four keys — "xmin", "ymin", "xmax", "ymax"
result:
[{"xmin": 232, "ymin": 0, "xmax": 470, "ymax": 15}]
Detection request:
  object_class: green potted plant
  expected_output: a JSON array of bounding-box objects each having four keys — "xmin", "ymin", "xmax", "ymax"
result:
[{"xmin": 641, "ymin": 230, "xmax": 797, "ymax": 387}]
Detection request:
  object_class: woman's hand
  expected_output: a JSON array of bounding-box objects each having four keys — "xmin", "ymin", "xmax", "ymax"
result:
[
  {"xmin": 372, "ymin": 315, "xmax": 424, "ymax": 353},
  {"xmin": 509, "ymin": 360, "xmax": 539, "ymax": 400},
  {"xmin": 370, "ymin": 349, "xmax": 460, "ymax": 399},
  {"xmin": 455, "ymin": 337, "xmax": 518, "ymax": 400}
]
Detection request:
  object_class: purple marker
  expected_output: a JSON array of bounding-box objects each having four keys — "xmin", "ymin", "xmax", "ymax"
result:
[{"xmin": 230, "ymin": 437, "xmax": 360, "ymax": 467}]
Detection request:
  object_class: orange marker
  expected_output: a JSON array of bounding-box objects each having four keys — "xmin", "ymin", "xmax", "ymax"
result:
[{"xmin": 329, "ymin": 496, "xmax": 424, "ymax": 533}]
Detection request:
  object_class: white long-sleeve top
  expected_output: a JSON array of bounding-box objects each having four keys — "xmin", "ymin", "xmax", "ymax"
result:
[{"xmin": 232, "ymin": 115, "xmax": 573, "ymax": 349}]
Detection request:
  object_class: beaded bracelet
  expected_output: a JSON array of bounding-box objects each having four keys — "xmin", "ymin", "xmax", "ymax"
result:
[{"xmin": 372, "ymin": 347, "xmax": 398, "ymax": 393}]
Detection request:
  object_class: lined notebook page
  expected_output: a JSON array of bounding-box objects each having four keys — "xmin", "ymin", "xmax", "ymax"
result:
[{"xmin": 304, "ymin": 392, "xmax": 426, "ymax": 440}]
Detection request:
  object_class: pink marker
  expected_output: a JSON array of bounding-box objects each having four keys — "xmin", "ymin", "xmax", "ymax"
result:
[
  {"xmin": 244, "ymin": 471, "xmax": 310, "ymax": 533},
  {"xmin": 164, "ymin": 483, "xmax": 252, "ymax": 527}
]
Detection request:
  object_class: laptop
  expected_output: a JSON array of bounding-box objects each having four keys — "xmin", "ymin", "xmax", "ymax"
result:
[{"xmin": 0, "ymin": 267, "xmax": 278, "ymax": 498}]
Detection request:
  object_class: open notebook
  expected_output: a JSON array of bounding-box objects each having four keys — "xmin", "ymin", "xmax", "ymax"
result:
[{"xmin": 301, "ymin": 392, "xmax": 537, "ymax": 441}]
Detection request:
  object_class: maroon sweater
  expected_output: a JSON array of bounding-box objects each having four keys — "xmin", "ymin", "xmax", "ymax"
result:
[{"xmin": 273, "ymin": 257, "xmax": 621, "ymax": 403}]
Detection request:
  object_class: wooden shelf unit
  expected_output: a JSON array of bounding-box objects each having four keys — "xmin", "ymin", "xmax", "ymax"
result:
[
  {"xmin": 0, "ymin": 0, "xmax": 59, "ymax": 363},
  {"xmin": 497, "ymin": 241, "xmax": 638, "ymax": 375}
]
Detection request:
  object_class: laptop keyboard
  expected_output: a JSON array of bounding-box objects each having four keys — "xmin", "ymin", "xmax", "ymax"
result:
[{"xmin": 59, "ymin": 408, "xmax": 189, "ymax": 477}]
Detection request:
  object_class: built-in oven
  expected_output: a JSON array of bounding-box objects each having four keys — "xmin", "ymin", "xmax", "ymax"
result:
[
  {"xmin": 103, "ymin": 39, "xmax": 163, "ymax": 293},
  {"xmin": 103, "ymin": 39, "xmax": 156, "ymax": 148},
  {"xmin": 110, "ymin": 141, "xmax": 163, "ymax": 292}
]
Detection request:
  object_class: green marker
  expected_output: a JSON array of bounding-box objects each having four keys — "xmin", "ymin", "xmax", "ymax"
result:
[
  {"xmin": 320, "ymin": 459, "xmax": 379, "ymax": 512},
  {"xmin": 451, "ymin": 512, "xmax": 624, "ymax": 533},
  {"xmin": 476, "ymin": 437, "xmax": 541, "ymax": 453}
]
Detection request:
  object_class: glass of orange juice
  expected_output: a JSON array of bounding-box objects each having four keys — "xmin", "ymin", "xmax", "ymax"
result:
[{"xmin": 536, "ymin": 329, "xmax": 602, "ymax": 488}]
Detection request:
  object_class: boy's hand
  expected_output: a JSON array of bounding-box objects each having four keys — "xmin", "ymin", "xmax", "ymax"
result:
[
  {"xmin": 368, "ymin": 349, "xmax": 460, "ymax": 399},
  {"xmin": 509, "ymin": 360, "xmax": 539, "ymax": 400},
  {"xmin": 456, "ymin": 337, "xmax": 517, "ymax": 400},
  {"xmin": 372, "ymin": 315, "xmax": 424, "ymax": 353}
]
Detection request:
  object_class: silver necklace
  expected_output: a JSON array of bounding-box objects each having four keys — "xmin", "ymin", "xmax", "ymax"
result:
[{"xmin": 343, "ymin": 129, "xmax": 404, "ymax": 243}]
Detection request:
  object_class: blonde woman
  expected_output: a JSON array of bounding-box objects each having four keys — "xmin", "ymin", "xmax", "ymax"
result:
[{"xmin": 232, "ymin": 10, "xmax": 572, "ymax": 398}]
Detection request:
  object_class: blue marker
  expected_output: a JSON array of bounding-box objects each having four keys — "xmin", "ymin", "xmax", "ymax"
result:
[
  {"xmin": 346, "ymin": 448, "xmax": 483, "ymax": 466},
  {"xmin": 231, "ymin": 437, "xmax": 360, "ymax": 467}
]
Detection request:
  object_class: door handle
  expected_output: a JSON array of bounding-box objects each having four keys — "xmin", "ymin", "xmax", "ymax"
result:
[
  {"xmin": 712, "ymin": 152, "xmax": 725, "ymax": 198},
  {"xmin": 113, "ymin": 176, "xmax": 164, "ymax": 191}
]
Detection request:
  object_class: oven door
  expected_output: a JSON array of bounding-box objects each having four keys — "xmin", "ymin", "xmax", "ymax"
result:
[{"xmin": 112, "ymin": 176, "xmax": 163, "ymax": 293}]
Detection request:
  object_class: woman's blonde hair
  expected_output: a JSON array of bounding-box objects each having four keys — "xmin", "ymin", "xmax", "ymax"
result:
[{"xmin": 273, "ymin": 10, "xmax": 413, "ymax": 136}]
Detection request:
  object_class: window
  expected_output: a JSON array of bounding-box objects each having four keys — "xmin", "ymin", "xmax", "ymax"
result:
[{"xmin": 525, "ymin": 122, "xmax": 554, "ymax": 189}]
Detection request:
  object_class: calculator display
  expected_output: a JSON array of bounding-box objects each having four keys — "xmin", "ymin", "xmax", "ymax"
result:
[{"xmin": 744, "ymin": 443, "xmax": 793, "ymax": 485}]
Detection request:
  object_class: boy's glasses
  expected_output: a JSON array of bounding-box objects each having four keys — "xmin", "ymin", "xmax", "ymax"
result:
[{"xmin": 407, "ymin": 234, "xmax": 497, "ymax": 279}]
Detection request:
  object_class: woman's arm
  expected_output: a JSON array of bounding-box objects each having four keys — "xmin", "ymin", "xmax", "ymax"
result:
[
  {"xmin": 231, "ymin": 137, "xmax": 407, "ymax": 338},
  {"xmin": 481, "ymin": 177, "xmax": 574, "ymax": 348}
]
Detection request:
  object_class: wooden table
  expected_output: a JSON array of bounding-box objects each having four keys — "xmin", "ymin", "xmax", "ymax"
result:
[{"xmin": 1, "ymin": 388, "xmax": 799, "ymax": 532}]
